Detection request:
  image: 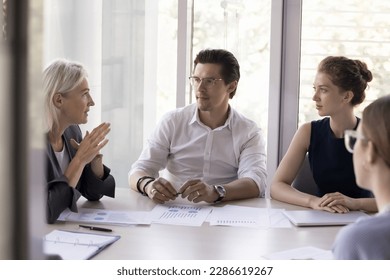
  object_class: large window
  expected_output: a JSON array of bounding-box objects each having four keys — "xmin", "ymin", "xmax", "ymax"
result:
[
  {"xmin": 43, "ymin": 0, "xmax": 390, "ymax": 189},
  {"xmin": 44, "ymin": 0, "xmax": 271, "ymax": 188},
  {"xmin": 192, "ymin": 0, "xmax": 271, "ymax": 134},
  {"xmin": 299, "ymin": 0, "xmax": 390, "ymax": 125}
]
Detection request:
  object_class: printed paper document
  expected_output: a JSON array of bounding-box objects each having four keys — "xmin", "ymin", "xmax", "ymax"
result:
[
  {"xmin": 149, "ymin": 204, "xmax": 212, "ymax": 226},
  {"xmin": 43, "ymin": 229, "xmax": 120, "ymax": 260},
  {"xmin": 208, "ymin": 205, "xmax": 292, "ymax": 228},
  {"xmin": 58, "ymin": 208, "xmax": 151, "ymax": 225}
]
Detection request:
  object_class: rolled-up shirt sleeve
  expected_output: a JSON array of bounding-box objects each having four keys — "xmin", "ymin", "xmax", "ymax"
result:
[
  {"xmin": 130, "ymin": 112, "xmax": 173, "ymax": 178},
  {"xmin": 236, "ymin": 125, "xmax": 267, "ymax": 197}
]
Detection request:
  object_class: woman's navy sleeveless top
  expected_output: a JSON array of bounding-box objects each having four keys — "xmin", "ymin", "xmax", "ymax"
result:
[{"xmin": 308, "ymin": 117, "xmax": 372, "ymax": 198}]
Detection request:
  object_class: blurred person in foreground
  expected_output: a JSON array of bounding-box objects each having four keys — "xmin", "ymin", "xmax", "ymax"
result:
[{"xmin": 332, "ymin": 94, "xmax": 390, "ymax": 259}]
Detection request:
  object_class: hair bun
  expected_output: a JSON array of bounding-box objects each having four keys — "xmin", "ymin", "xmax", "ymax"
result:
[{"xmin": 355, "ymin": 60, "xmax": 373, "ymax": 83}]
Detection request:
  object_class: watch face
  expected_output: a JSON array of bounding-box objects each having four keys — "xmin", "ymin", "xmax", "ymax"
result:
[
  {"xmin": 213, "ymin": 185, "xmax": 226, "ymax": 203},
  {"xmin": 216, "ymin": 185, "xmax": 226, "ymax": 197}
]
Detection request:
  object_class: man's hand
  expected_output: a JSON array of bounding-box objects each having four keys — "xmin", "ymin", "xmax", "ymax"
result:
[
  {"xmin": 179, "ymin": 179, "xmax": 219, "ymax": 203},
  {"xmin": 145, "ymin": 177, "xmax": 177, "ymax": 204}
]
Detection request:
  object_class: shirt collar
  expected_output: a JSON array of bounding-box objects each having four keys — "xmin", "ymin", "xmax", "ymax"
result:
[
  {"xmin": 189, "ymin": 105, "xmax": 198, "ymax": 125},
  {"xmin": 189, "ymin": 105, "xmax": 232, "ymax": 130}
]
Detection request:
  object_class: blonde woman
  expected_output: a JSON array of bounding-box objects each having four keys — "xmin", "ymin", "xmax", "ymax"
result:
[{"xmin": 44, "ymin": 59, "xmax": 115, "ymax": 224}]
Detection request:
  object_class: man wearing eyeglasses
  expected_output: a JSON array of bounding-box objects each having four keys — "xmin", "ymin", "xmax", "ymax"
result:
[{"xmin": 129, "ymin": 49, "xmax": 267, "ymax": 204}]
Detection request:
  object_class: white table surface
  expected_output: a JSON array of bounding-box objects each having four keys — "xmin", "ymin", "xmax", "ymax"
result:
[{"xmin": 45, "ymin": 188, "xmax": 343, "ymax": 260}]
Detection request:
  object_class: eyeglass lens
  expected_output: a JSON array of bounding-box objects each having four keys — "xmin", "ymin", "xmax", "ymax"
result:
[{"xmin": 189, "ymin": 77, "xmax": 217, "ymax": 87}]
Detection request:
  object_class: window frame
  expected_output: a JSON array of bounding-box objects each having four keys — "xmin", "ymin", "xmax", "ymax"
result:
[{"xmin": 266, "ymin": 0, "xmax": 302, "ymax": 190}]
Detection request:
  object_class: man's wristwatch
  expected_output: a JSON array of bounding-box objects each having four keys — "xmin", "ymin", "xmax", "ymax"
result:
[{"xmin": 213, "ymin": 185, "xmax": 226, "ymax": 203}]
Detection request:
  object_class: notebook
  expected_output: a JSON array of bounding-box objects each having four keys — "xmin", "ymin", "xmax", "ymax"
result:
[
  {"xmin": 283, "ymin": 210, "xmax": 369, "ymax": 227},
  {"xmin": 43, "ymin": 230, "xmax": 120, "ymax": 260}
]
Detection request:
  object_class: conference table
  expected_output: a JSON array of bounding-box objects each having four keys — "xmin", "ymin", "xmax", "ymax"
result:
[{"xmin": 45, "ymin": 187, "xmax": 343, "ymax": 260}]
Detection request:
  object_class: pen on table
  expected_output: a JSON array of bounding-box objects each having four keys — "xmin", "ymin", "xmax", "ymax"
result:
[{"xmin": 79, "ymin": 224, "xmax": 112, "ymax": 232}]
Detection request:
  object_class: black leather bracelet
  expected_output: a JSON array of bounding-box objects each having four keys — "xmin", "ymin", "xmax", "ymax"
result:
[
  {"xmin": 142, "ymin": 178, "xmax": 155, "ymax": 197},
  {"xmin": 136, "ymin": 176, "xmax": 155, "ymax": 195}
]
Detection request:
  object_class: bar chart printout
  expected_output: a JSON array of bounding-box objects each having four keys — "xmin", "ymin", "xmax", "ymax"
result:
[{"xmin": 150, "ymin": 204, "xmax": 212, "ymax": 226}]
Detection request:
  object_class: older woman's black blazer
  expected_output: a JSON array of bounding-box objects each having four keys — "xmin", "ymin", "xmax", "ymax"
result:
[{"xmin": 46, "ymin": 125, "xmax": 115, "ymax": 224}]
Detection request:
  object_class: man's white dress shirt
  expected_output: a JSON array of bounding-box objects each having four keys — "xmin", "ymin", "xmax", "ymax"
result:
[{"xmin": 130, "ymin": 103, "xmax": 267, "ymax": 196}]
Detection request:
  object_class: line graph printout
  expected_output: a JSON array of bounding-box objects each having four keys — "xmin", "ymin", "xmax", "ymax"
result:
[
  {"xmin": 208, "ymin": 205, "xmax": 269, "ymax": 228},
  {"xmin": 208, "ymin": 205, "xmax": 292, "ymax": 228},
  {"xmin": 150, "ymin": 204, "xmax": 212, "ymax": 226}
]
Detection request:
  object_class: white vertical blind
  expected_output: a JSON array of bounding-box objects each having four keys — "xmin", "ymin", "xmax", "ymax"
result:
[{"xmin": 43, "ymin": 0, "xmax": 103, "ymax": 132}]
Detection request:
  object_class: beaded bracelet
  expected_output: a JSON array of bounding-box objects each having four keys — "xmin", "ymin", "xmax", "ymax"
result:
[
  {"xmin": 142, "ymin": 178, "xmax": 156, "ymax": 197},
  {"xmin": 136, "ymin": 176, "xmax": 155, "ymax": 195}
]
